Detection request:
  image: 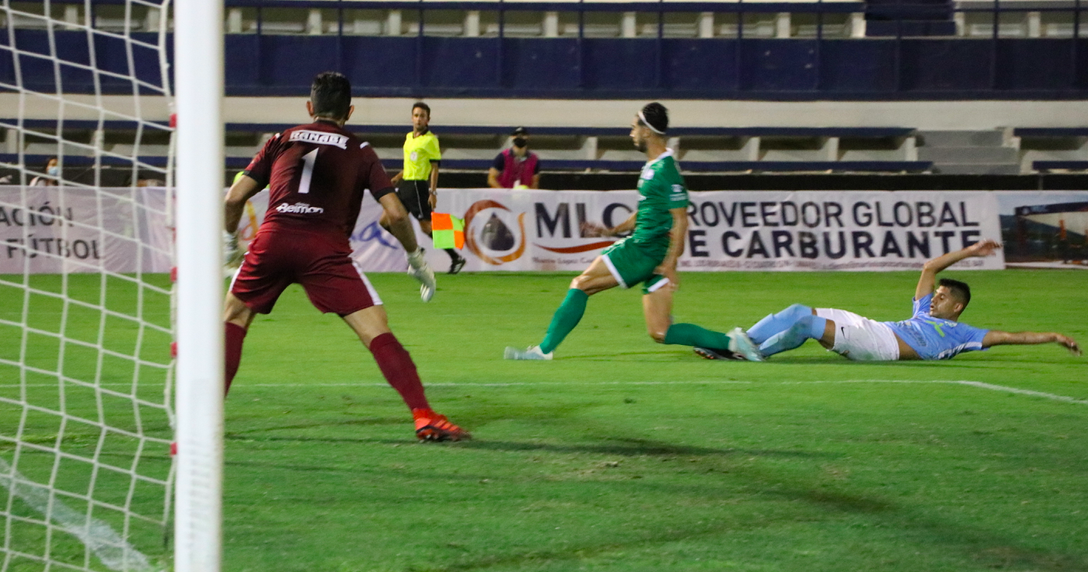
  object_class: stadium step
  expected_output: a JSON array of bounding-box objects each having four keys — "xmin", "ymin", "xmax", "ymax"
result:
[
  {"xmin": 917, "ymin": 129, "xmax": 1021, "ymax": 175},
  {"xmin": 932, "ymin": 163, "xmax": 1022, "ymax": 175},
  {"xmin": 919, "ymin": 130, "xmax": 1006, "ymax": 148},
  {"xmin": 917, "ymin": 146, "xmax": 1019, "ymax": 164}
]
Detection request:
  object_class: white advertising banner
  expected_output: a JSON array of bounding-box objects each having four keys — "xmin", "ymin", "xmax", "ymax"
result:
[
  {"xmin": 677, "ymin": 190, "xmax": 1004, "ymax": 271},
  {"xmin": 238, "ymin": 188, "xmax": 1005, "ymax": 273},
  {"xmin": 0, "ymin": 185, "xmax": 172, "ymax": 274},
  {"xmin": 2, "ymin": 186, "xmax": 1002, "ymax": 276}
]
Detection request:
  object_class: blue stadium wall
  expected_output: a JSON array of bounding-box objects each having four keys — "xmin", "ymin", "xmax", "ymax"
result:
[{"xmin": 3, "ymin": 30, "xmax": 1087, "ymax": 99}]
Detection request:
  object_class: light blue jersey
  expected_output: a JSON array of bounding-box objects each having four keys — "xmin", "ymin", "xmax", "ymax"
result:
[{"xmin": 884, "ymin": 293, "xmax": 989, "ymax": 360}]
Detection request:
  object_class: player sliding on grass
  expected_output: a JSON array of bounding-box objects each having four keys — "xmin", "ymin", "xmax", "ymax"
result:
[
  {"xmin": 222, "ymin": 72, "xmax": 469, "ymax": 441},
  {"xmin": 505, "ymin": 102, "xmax": 760, "ymax": 361},
  {"xmin": 697, "ymin": 239, "xmax": 1081, "ymax": 362}
]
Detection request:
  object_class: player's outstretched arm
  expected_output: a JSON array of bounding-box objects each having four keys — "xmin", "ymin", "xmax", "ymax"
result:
[
  {"xmin": 582, "ymin": 211, "xmax": 637, "ymax": 238},
  {"xmin": 223, "ymin": 175, "xmax": 264, "ymax": 265},
  {"xmin": 982, "ymin": 331, "xmax": 1082, "ymax": 355},
  {"xmin": 378, "ymin": 193, "xmax": 436, "ymax": 301},
  {"xmin": 224, "ymin": 174, "xmax": 263, "ymax": 232},
  {"xmin": 915, "ymin": 239, "xmax": 1001, "ymax": 299}
]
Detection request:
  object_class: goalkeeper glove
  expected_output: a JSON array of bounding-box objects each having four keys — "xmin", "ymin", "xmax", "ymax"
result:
[
  {"xmin": 223, "ymin": 230, "xmax": 243, "ymax": 268},
  {"xmin": 406, "ymin": 247, "xmax": 436, "ymax": 302}
]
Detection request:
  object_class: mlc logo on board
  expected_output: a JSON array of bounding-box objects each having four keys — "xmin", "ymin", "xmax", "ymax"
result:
[{"xmin": 463, "ymin": 200, "xmax": 525, "ymax": 265}]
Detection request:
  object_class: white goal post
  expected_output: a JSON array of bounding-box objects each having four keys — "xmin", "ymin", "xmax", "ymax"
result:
[
  {"xmin": 173, "ymin": 0, "xmax": 225, "ymax": 571},
  {"xmin": 0, "ymin": 0, "xmax": 224, "ymax": 569}
]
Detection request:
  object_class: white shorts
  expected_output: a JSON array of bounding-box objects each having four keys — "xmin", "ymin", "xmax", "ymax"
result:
[{"xmin": 815, "ymin": 308, "xmax": 900, "ymax": 362}]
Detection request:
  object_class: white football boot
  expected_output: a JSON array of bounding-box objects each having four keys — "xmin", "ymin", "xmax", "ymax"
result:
[
  {"xmin": 728, "ymin": 327, "xmax": 765, "ymax": 362},
  {"xmin": 504, "ymin": 345, "xmax": 554, "ymax": 360}
]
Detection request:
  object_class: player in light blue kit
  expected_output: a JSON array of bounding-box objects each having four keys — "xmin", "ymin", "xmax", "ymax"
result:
[{"xmin": 697, "ymin": 239, "xmax": 1081, "ymax": 362}]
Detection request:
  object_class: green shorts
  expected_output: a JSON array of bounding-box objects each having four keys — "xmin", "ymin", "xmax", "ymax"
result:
[{"xmin": 601, "ymin": 239, "xmax": 670, "ymax": 294}]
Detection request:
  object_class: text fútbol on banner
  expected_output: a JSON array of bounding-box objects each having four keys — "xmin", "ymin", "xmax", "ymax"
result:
[{"xmin": 0, "ymin": 186, "xmax": 172, "ymax": 274}]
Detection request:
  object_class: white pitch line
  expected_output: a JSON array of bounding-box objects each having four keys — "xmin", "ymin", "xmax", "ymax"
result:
[
  {"xmin": 252, "ymin": 379, "xmax": 1088, "ymax": 405},
  {"xmin": 949, "ymin": 380, "xmax": 1088, "ymax": 405},
  {"xmin": 3, "ymin": 379, "xmax": 1086, "ymax": 405},
  {"xmin": 248, "ymin": 379, "xmax": 1088, "ymax": 405},
  {"xmin": 0, "ymin": 459, "xmax": 162, "ymax": 572}
]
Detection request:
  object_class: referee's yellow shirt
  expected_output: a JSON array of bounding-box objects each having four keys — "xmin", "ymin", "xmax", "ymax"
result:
[{"xmin": 401, "ymin": 131, "xmax": 441, "ymax": 181}]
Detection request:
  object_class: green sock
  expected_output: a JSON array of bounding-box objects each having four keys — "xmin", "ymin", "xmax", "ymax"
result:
[
  {"xmin": 539, "ymin": 289, "xmax": 588, "ymax": 354},
  {"xmin": 663, "ymin": 323, "xmax": 731, "ymax": 350}
]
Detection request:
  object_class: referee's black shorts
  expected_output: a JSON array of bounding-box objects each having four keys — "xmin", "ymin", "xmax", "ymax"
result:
[{"xmin": 396, "ymin": 179, "xmax": 432, "ymax": 222}]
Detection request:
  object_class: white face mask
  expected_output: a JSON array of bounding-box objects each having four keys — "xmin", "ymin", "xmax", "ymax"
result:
[{"xmin": 47, "ymin": 166, "xmax": 59, "ymax": 177}]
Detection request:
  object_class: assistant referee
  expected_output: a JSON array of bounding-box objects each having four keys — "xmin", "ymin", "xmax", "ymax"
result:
[{"xmin": 383, "ymin": 102, "xmax": 466, "ymax": 274}]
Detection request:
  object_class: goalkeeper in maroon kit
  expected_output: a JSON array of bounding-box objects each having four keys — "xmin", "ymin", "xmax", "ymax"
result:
[{"xmin": 222, "ymin": 72, "xmax": 469, "ymax": 441}]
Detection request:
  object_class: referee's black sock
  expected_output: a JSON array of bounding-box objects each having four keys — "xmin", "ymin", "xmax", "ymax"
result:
[{"xmin": 444, "ymin": 248, "xmax": 462, "ymax": 260}]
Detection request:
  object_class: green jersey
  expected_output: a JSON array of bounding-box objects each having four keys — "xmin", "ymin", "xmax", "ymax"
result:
[{"xmin": 632, "ymin": 150, "xmax": 688, "ymax": 247}]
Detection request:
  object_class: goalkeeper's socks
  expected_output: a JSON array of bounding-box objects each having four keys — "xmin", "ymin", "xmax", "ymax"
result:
[
  {"xmin": 540, "ymin": 288, "xmax": 589, "ymax": 354},
  {"xmin": 370, "ymin": 332, "xmax": 430, "ymax": 411},
  {"xmin": 759, "ymin": 315, "xmax": 827, "ymax": 357},
  {"xmin": 747, "ymin": 303, "xmax": 814, "ymax": 344},
  {"xmin": 224, "ymin": 322, "xmax": 247, "ymax": 395},
  {"xmin": 663, "ymin": 323, "xmax": 731, "ymax": 351}
]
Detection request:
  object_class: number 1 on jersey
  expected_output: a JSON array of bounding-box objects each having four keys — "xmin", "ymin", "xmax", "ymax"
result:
[{"xmin": 298, "ymin": 148, "xmax": 318, "ymax": 194}]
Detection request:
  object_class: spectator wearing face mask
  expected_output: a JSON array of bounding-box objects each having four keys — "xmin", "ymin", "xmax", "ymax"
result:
[
  {"xmin": 30, "ymin": 157, "xmax": 59, "ymax": 186},
  {"xmin": 488, "ymin": 127, "xmax": 541, "ymax": 190}
]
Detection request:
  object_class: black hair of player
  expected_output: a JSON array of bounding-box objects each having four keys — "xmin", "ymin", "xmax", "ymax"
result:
[
  {"xmin": 310, "ymin": 72, "xmax": 351, "ymax": 120},
  {"xmin": 639, "ymin": 102, "xmax": 669, "ymax": 135},
  {"xmin": 412, "ymin": 102, "xmax": 431, "ymax": 117},
  {"xmin": 938, "ymin": 278, "xmax": 971, "ymax": 309}
]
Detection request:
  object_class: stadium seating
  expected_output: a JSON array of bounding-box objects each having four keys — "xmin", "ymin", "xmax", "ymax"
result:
[
  {"xmin": 223, "ymin": 123, "xmax": 929, "ymax": 173},
  {"xmin": 1014, "ymin": 128, "xmax": 1088, "ymax": 173},
  {"xmin": 2, "ymin": 0, "xmax": 1085, "ymax": 99},
  {"xmin": 2, "ymin": 0, "xmax": 1084, "ymax": 177},
  {"xmin": 15, "ymin": 119, "xmax": 1088, "ymax": 176},
  {"xmin": 2, "ymin": 120, "xmax": 933, "ymax": 175}
]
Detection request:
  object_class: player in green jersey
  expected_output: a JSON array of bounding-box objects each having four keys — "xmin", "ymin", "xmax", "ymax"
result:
[{"xmin": 504, "ymin": 103, "xmax": 760, "ymax": 361}]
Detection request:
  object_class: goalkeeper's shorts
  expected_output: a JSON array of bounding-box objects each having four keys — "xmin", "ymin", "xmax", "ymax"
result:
[{"xmin": 230, "ymin": 226, "xmax": 381, "ymax": 316}]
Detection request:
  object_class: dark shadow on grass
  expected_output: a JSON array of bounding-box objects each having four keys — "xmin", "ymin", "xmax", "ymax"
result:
[
  {"xmin": 748, "ymin": 357, "xmax": 937, "ymax": 366},
  {"xmin": 226, "ymin": 417, "xmax": 404, "ymax": 436},
  {"xmin": 458, "ymin": 435, "xmax": 836, "ymax": 460},
  {"xmin": 221, "ymin": 430, "xmax": 1085, "ymax": 571},
  {"xmin": 223, "ymin": 458, "xmax": 359, "ymax": 473},
  {"xmin": 437, "ymin": 505, "xmax": 1085, "ymax": 572},
  {"xmin": 435, "ymin": 430, "xmax": 1085, "ymax": 572},
  {"xmin": 709, "ymin": 355, "xmax": 1073, "ymax": 368},
  {"xmin": 431, "ymin": 461, "xmax": 1083, "ymax": 572},
  {"xmin": 226, "ymin": 434, "xmax": 399, "ymax": 446},
  {"xmin": 556, "ymin": 348, "xmax": 700, "ymax": 359}
]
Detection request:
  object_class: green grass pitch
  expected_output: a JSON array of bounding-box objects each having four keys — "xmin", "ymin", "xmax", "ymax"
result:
[{"xmin": 3, "ymin": 270, "xmax": 1088, "ymax": 572}]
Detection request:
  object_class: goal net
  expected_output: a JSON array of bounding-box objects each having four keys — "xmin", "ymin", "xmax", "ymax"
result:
[{"xmin": 1, "ymin": 1, "xmax": 176, "ymax": 571}]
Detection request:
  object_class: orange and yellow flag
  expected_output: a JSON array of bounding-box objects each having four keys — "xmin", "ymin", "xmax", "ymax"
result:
[{"xmin": 431, "ymin": 212, "xmax": 464, "ymax": 249}]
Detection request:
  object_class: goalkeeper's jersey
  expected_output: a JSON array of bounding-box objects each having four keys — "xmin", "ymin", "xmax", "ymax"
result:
[
  {"xmin": 631, "ymin": 149, "xmax": 688, "ymax": 248},
  {"xmin": 243, "ymin": 121, "xmax": 395, "ymax": 238}
]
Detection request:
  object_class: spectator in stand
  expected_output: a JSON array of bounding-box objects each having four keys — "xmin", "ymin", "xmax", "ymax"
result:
[
  {"xmin": 488, "ymin": 127, "xmax": 541, "ymax": 189},
  {"xmin": 30, "ymin": 157, "xmax": 59, "ymax": 186}
]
